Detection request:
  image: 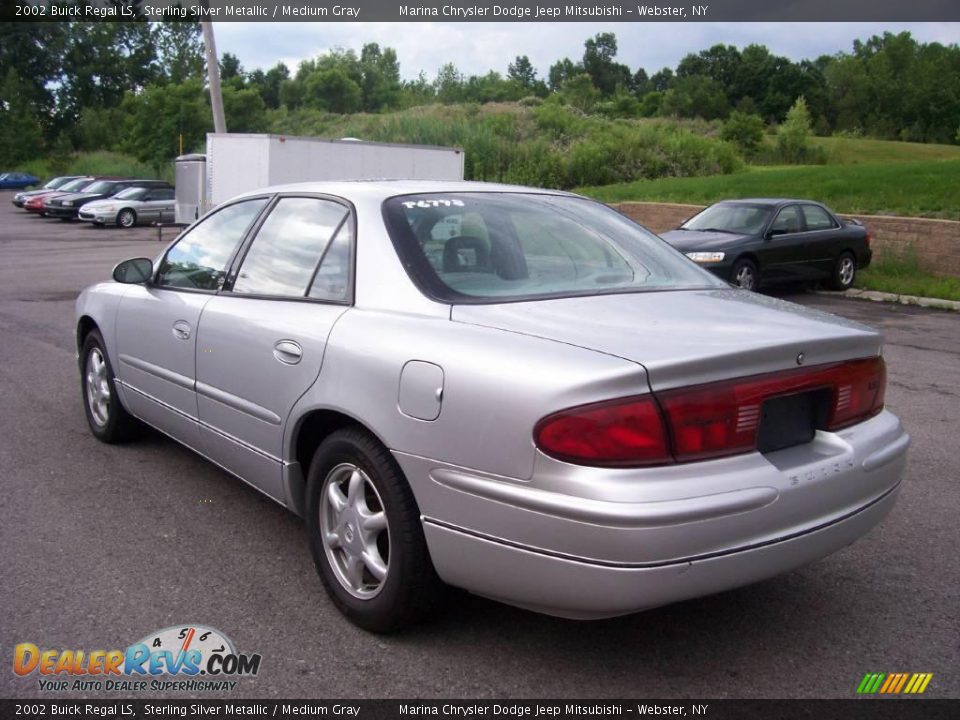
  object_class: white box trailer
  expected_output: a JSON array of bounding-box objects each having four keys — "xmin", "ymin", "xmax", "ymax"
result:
[{"xmin": 175, "ymin": 133, "xmax": 465, "ymax": 224}]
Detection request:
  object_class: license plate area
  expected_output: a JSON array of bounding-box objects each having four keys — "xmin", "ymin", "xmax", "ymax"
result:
[{"xmin": 757, "ymin": 389, "xmax": 831, "ymax": 454}]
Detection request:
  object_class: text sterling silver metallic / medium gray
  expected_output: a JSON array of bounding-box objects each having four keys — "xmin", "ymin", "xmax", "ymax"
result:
[{"xmin": 76, "ymin": 181, "xmax": 909, "ymax": 632}]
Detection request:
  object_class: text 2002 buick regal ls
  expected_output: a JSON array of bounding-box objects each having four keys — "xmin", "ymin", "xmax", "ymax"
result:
[{"xmin": 76, "ymin": 182, "xmax": 909, "ymax": 631}]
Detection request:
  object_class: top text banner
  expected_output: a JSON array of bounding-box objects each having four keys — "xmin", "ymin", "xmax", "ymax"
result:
[{"xmin": 11, "ymin": 0, "xmax": 960, "ymax": 22}]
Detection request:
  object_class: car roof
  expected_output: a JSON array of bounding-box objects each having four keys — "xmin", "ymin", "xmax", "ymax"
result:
[
  {"xmin": 716, "ymin": 198, "xmax": 827, "ymax": 207},
  {"xmin": 231, "ymin": 179, "xmax": 577, "ymax": 203}
]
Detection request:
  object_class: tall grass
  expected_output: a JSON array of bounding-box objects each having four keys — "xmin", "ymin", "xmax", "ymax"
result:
[
  {"xmin": 267, "ymin": 102, "xmax": 743, "ymax": 190},
  {"xmin": 856, "ymin": 244, "xmax": 960, "ymax": 301},
  {"xmin": 20, "ymin": 151, "xmax": 173, "ymax": 184}
]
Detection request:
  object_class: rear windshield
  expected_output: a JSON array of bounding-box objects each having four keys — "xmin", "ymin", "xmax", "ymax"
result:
[{"xmin": 382, "ymin": 193, "xmax": 723, "ymax": 303}]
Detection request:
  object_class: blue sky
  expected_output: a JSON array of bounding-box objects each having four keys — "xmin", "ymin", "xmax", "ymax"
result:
[{"xmin": 214, "ymin": 22, "xmax": 959, "ymax": 79}]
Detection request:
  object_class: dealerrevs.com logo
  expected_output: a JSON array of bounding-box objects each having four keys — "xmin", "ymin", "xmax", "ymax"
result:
[{"xmin": 13, "ymin": 625, "xmax": 261, "ymax": 692}]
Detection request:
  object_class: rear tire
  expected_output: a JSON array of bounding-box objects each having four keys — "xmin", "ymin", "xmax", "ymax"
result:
[
  {"xmin": 117, "ymin": 209, "xmax": 137, "ymax": 228},
  {"xmin": 80, "ymin": 329, "xmax": 142, "ymax": 444},
  {"xmin": 732, "ymin": 258, "xmax": 759, "ymax": 291},
  {"xmin": 830, "ymin": 252, "xmax": 857, "ymax": 290},
  {"xmin": 306, "ymin": 427, "xmax": 444, "ymax": 632}
]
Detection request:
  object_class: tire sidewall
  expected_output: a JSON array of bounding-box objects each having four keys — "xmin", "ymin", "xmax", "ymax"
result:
[
  {"xmin": 834, "ymin": 252, "xmax": 857, "ymax": 290},
  {"xmin": 80, "ymin": 330, "xmax": 124, "ymax": 442},
  {"xmin": 118, "ymin": 209, "xmax": 136, "ymax": 228},
  {"xmin": 305, "ymin": 431, "xmax": 420, "ymax": 631},
  {"xmin": 733, "ymin": 258, "xmax": 758, "ymax": 291}
]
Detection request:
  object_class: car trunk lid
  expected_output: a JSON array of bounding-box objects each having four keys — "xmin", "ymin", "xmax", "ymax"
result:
[{"xmin": 451, "ymin": 289, "xmax": 881, "ymax": 391}]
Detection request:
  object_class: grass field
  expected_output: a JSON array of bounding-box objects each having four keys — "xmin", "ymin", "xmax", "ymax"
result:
[
  {"xmin": 579, "ymin": 160, "xmax": 960, "ymax": 219},
  {"xmin": 20, "ymin": 151, "xmax": 172, "ymax": 184},
  {"xmin": 855, "ymin": 249, "xmax": 960, "ymax": 302},
  {"xmin": 813, "ymin": 136, "xmax": 960, "ymax": 164}
]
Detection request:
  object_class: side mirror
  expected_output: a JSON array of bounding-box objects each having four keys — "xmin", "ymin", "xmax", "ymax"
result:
[{"xmin": 113, "ymin": 257, "xmax": 153, "ymax": 284}]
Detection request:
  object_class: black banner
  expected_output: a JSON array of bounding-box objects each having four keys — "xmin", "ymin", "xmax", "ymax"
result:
[
  {"xmin": 1, "ymin": 700, "xmax": 959, "ymax": 720},
  {"xmin": 5, "ymin": 0, "xmax": 960, "ymax": 22}
]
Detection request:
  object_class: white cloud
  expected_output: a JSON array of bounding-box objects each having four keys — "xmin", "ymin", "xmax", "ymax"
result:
[{"xmin": 213, "ymin": 21, "xmax": 959, "ymax": 80}]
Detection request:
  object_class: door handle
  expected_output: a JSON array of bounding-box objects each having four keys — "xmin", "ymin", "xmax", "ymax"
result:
[
  {"xmin": 172, "ymin": 320, "xmax": 191, "ymax": 340},
  {"xmin": 273, "ymin": 340, "xmax": 303, "ymax": 365}
]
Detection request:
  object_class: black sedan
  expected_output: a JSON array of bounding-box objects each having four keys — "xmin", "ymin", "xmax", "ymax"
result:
[
  {"xmin": 43, "ymin": 179, "xmax": 169, "ymax": 220},
  {"xmin": 661, "ymin": 199, "xmax": 872, "ymax": 291}
]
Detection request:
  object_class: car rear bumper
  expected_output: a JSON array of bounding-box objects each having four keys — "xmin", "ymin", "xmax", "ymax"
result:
[
  {"xmin": 423, "ymin": 481, "xmax": 899, "ymax": 618},
  {"xmin": 397, "ymin": 410, "xmax": 908, "ymax": 617}
]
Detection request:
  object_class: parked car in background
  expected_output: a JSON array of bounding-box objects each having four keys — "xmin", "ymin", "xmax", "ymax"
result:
[
  {"xmin": 0, "ymin": 172, "xmax": 40, "ymax": 189},
  {"xmin": 23, "ymin": 177, "xmax": 96, "ymax": 215},
  {"xmin": 76, "ymin": 181, "xmax": 907, "ymax": 631},
  {"xmin": 660, "ymin": 199, "xmax": 872, "ymax": 291},
  {"xmin": 44, "ymin": 179, "xmax": 169, "ymax": 220},
  {"xmin": 12, "ymin": 176, "xmax": 84, "ymax": 207},
  {"xmin": 79, "ymin": 185, "xmax": 176, "ymax": 227}
]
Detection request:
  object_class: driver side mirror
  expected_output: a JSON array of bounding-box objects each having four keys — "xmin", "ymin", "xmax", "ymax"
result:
[{"xmin": 113, "ymin": 257, "xmax": 153, "ymax": 284}]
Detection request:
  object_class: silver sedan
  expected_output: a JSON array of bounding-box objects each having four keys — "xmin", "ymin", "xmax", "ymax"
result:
[
  {"xmin": 75, "ymin": 181, "xmax": 909, "ymax": 631},
  {"xmin": 78, "ymin": 185, "xmax": 175, "ymax": 227}
]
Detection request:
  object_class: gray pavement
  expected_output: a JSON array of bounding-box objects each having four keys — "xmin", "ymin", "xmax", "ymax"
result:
[{"xmin": 1, "ymin": 190, "xmax": 957, "ymax": 700}]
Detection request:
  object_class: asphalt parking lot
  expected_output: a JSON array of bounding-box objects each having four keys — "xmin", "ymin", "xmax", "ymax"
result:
[{"xmin": 1, "ymin": 189, "xmax": 957, "ymax": 700}]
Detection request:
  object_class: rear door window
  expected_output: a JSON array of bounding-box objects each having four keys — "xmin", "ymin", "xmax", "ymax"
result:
[
  {"xmin": 801, "ymin": 205, "xmax": 837, "ymax": 231},
  {"xmin": 231, "ymin": 197, "xmax": 349, "ymax": 299}
]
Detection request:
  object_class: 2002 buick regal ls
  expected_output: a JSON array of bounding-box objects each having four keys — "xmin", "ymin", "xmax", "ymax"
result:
[{"xmin": 76, "ymin": 181, "xmax": 910, "ymax": 631}]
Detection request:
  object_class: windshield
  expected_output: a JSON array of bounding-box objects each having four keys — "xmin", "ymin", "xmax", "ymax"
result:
[
  {"xmin": 81, "ymin": 180, "xmax": 119, "ymax": 194},
  {"xmin": 44, "ymin": 177, "xmax": 70, "ymax": 189},
  {"xmin": 682, "ymin": 203, "xmax": 773, "ymax": 235},
  {"xmin": 59, "ymin": 178, "xmax": 92, "ymax": 192},
  {"xmin": 113, "ymin": 187, "xmax": 148, "ymax": 200},
  {"xmin": 383, "ymin": 193, "xmax": 724, "ymax": 303}
]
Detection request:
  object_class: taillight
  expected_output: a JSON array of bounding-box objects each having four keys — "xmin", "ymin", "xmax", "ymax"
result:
[
  {"xmin": 865, "ymin": 232, "xmax": 872, "ymax": 249},
  {"xmin": 534, "ymin": 357, "xmax": 886, "ymax": 467},
  {"xmin": 534, "ymin": 396, "xmax": 671, "ymax": 466}
]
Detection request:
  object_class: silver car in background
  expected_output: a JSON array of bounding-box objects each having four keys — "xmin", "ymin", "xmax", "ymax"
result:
[
  {"xmin": 79, "ymin": 185, "xmax": 175, "ymax": 227},
  {"xmin": 75, "ymin": 181, "xmax": 909, "ymax": 632}
]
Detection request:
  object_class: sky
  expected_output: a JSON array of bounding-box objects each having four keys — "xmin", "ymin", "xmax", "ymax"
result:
[{"xmin": 213, "ymin": 22, "xmax": 960, "ymax": 80}]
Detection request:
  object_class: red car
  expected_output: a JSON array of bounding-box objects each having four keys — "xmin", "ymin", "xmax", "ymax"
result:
[{"xmin": 23, "ymin": 177, "xmax": 94, "ymax": 215}]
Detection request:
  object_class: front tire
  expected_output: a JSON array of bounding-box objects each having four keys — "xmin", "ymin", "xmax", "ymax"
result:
[
  {"xmin": 732, "ymin": 257, "xmax": 759, "ymax": 291},
  {"xmin": 117, "ymin": 209, "xmax": 137, "ymax": 228},
  {"xmin": 80, "ymin": 329, "xmax": 141, "ymax": 443},
  {"xmin": 306, "ymin": 427, "xmax": 444, "ymax": 632},
  {"xmin": 830, "ymin": 252, "xmax": 857, "ymax": 290}
]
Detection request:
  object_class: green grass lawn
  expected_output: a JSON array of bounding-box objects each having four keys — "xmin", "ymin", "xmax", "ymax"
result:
[
  {"xmin": 579, "ymin": 160, "xmax": 960, "ymax": 219},
  {"xmin": 855, "ymin": 251, "xmax": 960, "ymax": 302},
  {"xmin": 813, "ymin": 136, "xmax": 960, "ymax": 164}
]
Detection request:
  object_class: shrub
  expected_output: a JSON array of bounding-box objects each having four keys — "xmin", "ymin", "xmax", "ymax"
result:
[
  {"xmin": 720, "ymin": 111, "xmax": 765, "ymax": 154},
  {"xmin": 777, "ymin": 96, "xmax": 813, "ymax": 163}
]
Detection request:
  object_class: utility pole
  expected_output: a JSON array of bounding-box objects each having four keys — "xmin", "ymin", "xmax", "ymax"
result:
[{"xmin": 201, "ymin": 21, "xmax": 227, "ymax": 133}]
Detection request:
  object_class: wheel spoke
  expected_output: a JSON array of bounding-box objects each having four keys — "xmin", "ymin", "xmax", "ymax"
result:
[
  {"xmin": 345, "ymin": 555, "xmax": 364, "ymax": 588},
  {"xmin": 361, "ymin": 510, "xmax": 386, "ymax": 533},
  {"xmin": 361, "ymin": 550, "xmax": 387, "ymax": 581},
  {"xmin": 327, "ymin": 482, "xmax": 347, "ymax": 514},
  {"xmin": 346, "ymin": 469, "xmax": 364, "ymax": 506}
]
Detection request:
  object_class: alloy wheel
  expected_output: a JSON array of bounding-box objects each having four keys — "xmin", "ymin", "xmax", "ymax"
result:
[{"xmin": 85, "ymin": 347, "xmax": 111, "ymax": 427}]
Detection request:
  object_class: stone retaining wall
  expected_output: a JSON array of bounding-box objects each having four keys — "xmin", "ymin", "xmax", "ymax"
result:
[{"xmin": 610, "ymin": 201, "xmax": 960, "ymax": 277}]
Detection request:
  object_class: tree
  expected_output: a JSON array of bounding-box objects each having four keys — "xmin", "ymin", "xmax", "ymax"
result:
[
  {"xmin": 359, "ymin": 43, "xmax": 401, "ymax": 111},
  {"xmin": 153, "ymin": 22, "xmax": 204, "ymax": 84},
  {"xmin": 220, "ymin": 53, "xmax": 244, "ymax": 83},
  {"xmin": 720, "ymin": 111, "xmax": 765, "ymax": 154},
  {"xmin": 121, "ymin": 80, "xmax": 210, "ymax": 169},
  {"xmin": 222, "ymin": 86, "xmax": 267, "ymax": 132},
  {"xmin": 304, "ymin": 69, "xmax": 362, "ymax": 113},
  {"xmin": 548, "ymin": 58, "xmax": 580, "ymax": 92},
  {"xmin": 508, "ymin": 55, "xmax": 538, "ymax": 89},
  {"xmin": 0, "ymin": 69, "xmax": 45, "ymax": 164},
  {"xmin": 582, "ymin": 33, "xmax": 631, "ymax": 96},
  {"xmin": 434, "ymin": 63, "xmax": 465, "ymax": 104},
  {"xmin": 777, "ymin": 96, "xmax": 813, "ymax": 163}
]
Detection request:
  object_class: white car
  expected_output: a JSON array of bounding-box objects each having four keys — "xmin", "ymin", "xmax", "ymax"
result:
[{"xmin": 79, "ymin": 186, "xmax": 175, "ymax": 227}]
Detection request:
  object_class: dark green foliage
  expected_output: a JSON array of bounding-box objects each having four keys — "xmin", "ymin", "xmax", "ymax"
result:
[{"xmin": 721, "ymin": 111, "xmax": 765, "ymax": 154}]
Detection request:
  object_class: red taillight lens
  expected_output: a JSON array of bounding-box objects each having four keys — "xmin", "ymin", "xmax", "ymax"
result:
[
  {"xmin": 534, "ymin": 396, "xmax": 671, "ymax": 466},
  {"xmin": 534, "ymin": 357, "xmax": 886, "ymax": 467}
]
